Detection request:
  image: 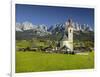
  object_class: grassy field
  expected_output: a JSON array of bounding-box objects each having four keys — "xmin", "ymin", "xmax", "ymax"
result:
[{"xmin": 16, "ymin": 51, "xmax": 94, "ymax": 73}]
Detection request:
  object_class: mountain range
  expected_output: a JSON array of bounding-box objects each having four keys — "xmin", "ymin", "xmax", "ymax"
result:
[
  {"xmin": 16, "ymin": 21, "xmax": 93, "ymax": 32},
  {"xmin": 16, "ymin": 21, "xmax": 94, "ymax": 40}
]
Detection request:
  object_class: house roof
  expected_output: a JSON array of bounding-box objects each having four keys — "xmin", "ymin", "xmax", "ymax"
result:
[{"xmin": 60, "ymin": 45, "xmax": 71, "ymax": 51}]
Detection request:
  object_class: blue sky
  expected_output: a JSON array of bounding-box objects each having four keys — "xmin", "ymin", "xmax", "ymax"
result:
[{"xmin": 16, "ymin": 4, "xmax": 94, "ymax": 28}]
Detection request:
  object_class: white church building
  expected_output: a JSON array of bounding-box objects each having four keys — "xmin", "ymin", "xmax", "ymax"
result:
[{"xmin": 60, "ymin": 19, "xmax": 73, "ymax": 52}]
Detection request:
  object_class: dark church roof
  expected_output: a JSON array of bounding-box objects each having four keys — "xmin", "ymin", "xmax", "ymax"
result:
[{"xmin": 60, "ymin": 32, "xmax": 68, "ymax": 41}]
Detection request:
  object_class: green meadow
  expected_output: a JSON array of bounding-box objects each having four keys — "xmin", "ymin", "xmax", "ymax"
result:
[{"xmin": 16, "ymin": 51, "xmax": 94, "ymax": 73}]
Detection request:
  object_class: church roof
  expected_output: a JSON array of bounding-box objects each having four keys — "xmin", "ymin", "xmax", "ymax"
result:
[{"xmin": 60, "ymin": 32, "xmax": 68, "ymax": 41}]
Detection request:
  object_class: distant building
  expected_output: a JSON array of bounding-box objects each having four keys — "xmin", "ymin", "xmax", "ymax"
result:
[{"xmin": 60, "ymin": 19, "xmax": 73, "ymax": 52}]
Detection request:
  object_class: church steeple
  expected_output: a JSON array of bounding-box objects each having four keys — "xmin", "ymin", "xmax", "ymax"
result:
[
  {"xmin": 60, "ymin": 18, "xmax": 74, "ymax": 52},
  {"xmin": 67, "ymin": 19, "xmax": 73, "ymax": 28},
  {"xmin": 67, "ymin": 19, "xmax": 73, "ymax": 42}
]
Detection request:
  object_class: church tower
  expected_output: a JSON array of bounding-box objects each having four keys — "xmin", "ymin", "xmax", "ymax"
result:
[
  {"xmin": 67, "ymin": 19, "xmax": 73, "ymax": 42},
  {"xmin": 60, "ymin": 18, "xmax": 74, "ymax": 52},
  {"xmin": 66, "ymin": 19, "xmax": 73, "ymax": 51}
]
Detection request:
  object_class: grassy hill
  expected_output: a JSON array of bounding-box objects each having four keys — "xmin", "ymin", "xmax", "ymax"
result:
[
  {"xmin": 16, "ymin": 30, "xmax": 94, "ymax": 73},
  {"xmin": 16, "ymin": 51, "xmax": 94, "ymax": 73}
]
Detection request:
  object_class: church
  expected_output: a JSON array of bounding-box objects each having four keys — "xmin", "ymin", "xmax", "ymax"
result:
[{"xmin": 60, "ymin": 19, "xmax": 73, "ymax": 52}]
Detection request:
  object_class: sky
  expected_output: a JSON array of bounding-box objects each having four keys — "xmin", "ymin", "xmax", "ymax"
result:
[{"xmin": 16, "ymin": 4, "xmax": 94, "ymax": 28}]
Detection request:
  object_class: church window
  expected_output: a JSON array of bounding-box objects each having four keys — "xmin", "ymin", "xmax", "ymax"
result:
[{"xmin": 70, "ymin": 29, "xmax": 71, "ymax": 33}]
